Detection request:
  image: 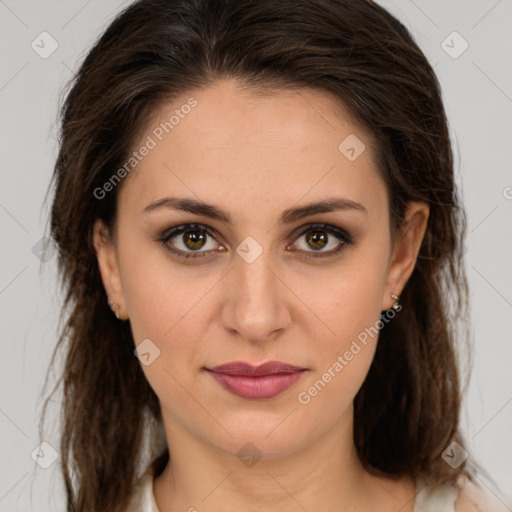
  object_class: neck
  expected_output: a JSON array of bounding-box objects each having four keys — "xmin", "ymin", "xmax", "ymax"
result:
[{"xmin": 153, "ymin": 404, "xmax": 414, "ymax": 512}]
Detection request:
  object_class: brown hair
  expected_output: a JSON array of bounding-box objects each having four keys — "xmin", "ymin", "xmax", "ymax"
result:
[{"xmin": 41, "ymin": 0, "xmax": 494, "ymax": 510}]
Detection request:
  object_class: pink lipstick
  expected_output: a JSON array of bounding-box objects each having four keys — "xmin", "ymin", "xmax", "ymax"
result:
[{"xmin": 206, "ymin": 361, "xmax": 306, "ymax": 399}]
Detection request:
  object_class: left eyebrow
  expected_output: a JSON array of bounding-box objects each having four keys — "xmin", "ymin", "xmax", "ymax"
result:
[{"xmin": 141, "ymin": 196, "xmax": 368, "ymax": 224}]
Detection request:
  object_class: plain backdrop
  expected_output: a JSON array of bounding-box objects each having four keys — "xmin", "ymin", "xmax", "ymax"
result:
[{"xmin": 0, "ymin": 1, "xmax": 511, "ymax": 510}]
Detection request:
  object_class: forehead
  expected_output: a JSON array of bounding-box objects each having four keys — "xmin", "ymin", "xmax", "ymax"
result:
[{"xmin": 118, "ymin": 79, "xmax": 386, "ymax": 222}]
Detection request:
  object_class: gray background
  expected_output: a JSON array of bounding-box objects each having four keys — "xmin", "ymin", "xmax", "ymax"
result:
[{"xmin": 0, "ymin": 1, "xmax": 511, "ymax": 510}]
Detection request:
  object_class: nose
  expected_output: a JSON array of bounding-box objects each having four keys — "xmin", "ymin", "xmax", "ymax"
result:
[{"xmin": 220, "ymin": 249, "xmax": 292, "ymax": 344}]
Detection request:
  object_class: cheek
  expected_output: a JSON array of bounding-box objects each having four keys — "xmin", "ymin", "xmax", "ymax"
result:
[
  {"xmin": 302, "ymin": 254, "xmax": 389, "ymax": 350},
  {"xmin": 118, "ymin": 239, "xmax": 218, "ymax": 401},
  {"xmin": 118, "ymin": 232, "xmax": 206, "ymax": 339},
  {"xmin": 295, "ymin": 241, "xmax": 390, "ymax": 396},
  {"xmin": 121, "ymin": 257, "xmax": 207, "ymax": 409},
  {"xmin": 295, "ymin": 268, "xmax": 385, "ymax": 416}
]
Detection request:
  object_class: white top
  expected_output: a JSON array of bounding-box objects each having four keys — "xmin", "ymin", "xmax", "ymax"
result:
[{"xmin": 126, "ymin": 465, "xmax": 460, "ymax": 512}]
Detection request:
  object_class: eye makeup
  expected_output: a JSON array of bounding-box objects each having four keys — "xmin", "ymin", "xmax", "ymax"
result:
[{"xmin": 154, "ymin": 222, "xmax": 354, "ymax": 262}]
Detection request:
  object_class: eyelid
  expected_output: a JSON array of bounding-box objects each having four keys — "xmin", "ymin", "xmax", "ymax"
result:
[
  {"xmin": 157, "ymin": 223, "xmax": 218, "ymax": 244},
  {"xmin": 290, "ymin": 223, "xmax": 353, "ymax": 260},
  {"xmin": 155, "ymin": 221, "xmax": 353, "ymax": 259},
  {"xmin": 155, "ymin": 223, "xmax": 221, "ymax": 260},
  {"xmin": 293, "ymin": 222, "xmax": 352, "ymax": 242}
]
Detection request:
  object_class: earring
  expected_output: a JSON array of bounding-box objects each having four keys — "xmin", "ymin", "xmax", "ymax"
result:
[
  {"xmin": 391, "ymin": 293, "xmax": 401, "ymax": 311},
  {"xmin": 107, "ymin": 298, "xmax": 121, "ymax": 320}
]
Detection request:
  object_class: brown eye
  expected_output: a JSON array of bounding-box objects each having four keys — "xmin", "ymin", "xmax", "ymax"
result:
[
  {"xmin": 305, "ymin": 230, "xmax": 328, "ymax": 251},
  {"xmin": 182, "ymin": 229, "xmax": 207, "ymax": 250},
  {"xmin": 292, "ymin": 224, "xmax": 351, "ymax": 257},
  {"xmin": 157, "ymin": 223, "xmax": 220, "ymax": 259},
  {"xmin": 156, "ymin": 222, "xmax": 352, "ymax": 262}
]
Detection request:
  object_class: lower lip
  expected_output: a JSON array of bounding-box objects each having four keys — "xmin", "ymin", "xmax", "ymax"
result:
[{"xmin": 207, "ymin": 370, "xmax": 305, "ymax": 399}]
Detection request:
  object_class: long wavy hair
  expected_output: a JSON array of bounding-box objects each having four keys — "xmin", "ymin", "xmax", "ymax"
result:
[{"xmin": 40, "ymin": 0, "xmax": 493, "ymax": 510}]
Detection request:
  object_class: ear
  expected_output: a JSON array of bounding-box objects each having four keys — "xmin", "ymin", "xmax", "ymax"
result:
[
  {"xmin": 381, "ymin": 201, "xmax": 429, "ymax": 311},
  {"xmin": 93, "ymin": 218, "xmax": 127, "ymax": 320}
]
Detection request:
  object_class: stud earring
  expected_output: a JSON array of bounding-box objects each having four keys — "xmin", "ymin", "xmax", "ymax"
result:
[
  {"xmin": 391, "ymin": 293, "xmax": 401, "ymax": 311},
  {"xmin": 107, "ymin": 298, "xmax": 121, "ymax": 320}
]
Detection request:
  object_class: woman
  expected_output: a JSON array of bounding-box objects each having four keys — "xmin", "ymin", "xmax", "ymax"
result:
[{"xmin": 41, "ymin": 0, "xmax": 505, "ymax": 510}]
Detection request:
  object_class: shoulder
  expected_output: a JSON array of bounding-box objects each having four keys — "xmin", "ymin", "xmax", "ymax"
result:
[
  {"xmin": 125, "ymin": 466, "xmax": 159, "ymax": 512},
  {"xmin": 454, "ymin": 477, "xmax": 510, "ymax": 512}
]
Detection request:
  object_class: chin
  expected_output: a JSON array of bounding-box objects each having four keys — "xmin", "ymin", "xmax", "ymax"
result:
[{"xmin": 198, "ymin": 411, "xmax": 314, "ymax": 461}]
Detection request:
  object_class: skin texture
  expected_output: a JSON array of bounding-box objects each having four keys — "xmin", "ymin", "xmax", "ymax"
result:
[{"xmin": 93, "ymin": 79, "xmax": 431, "ymax": 511}]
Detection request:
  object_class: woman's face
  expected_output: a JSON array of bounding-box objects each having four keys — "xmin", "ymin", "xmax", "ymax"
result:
[{"xmin": 94, "ymin": 79, "xmax": 427, "ymax": 459}]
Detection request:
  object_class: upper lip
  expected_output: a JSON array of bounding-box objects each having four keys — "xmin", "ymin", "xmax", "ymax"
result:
[{"xmin": 207, "ymin": 361, "xmax": 306, "ymax": 376}]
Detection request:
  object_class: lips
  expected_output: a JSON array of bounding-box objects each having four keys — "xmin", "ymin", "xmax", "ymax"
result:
[
  {"xmin": 206, "ymin": 361, "xmax": 307, "ymax": 399},
  {"xmin": 208, "ymin": 360, "xmax": 305, "ymax": 376}
]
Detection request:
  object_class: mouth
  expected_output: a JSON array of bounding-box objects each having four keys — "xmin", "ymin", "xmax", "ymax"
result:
[{"xmin": 205, "ymin": 361, "xmax": 307, "ymax": 400}]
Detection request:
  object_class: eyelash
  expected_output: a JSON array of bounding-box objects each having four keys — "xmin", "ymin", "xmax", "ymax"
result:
[{"xmin": 155, "ymin": 222, "xmax": 353, "ymax": 261}]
